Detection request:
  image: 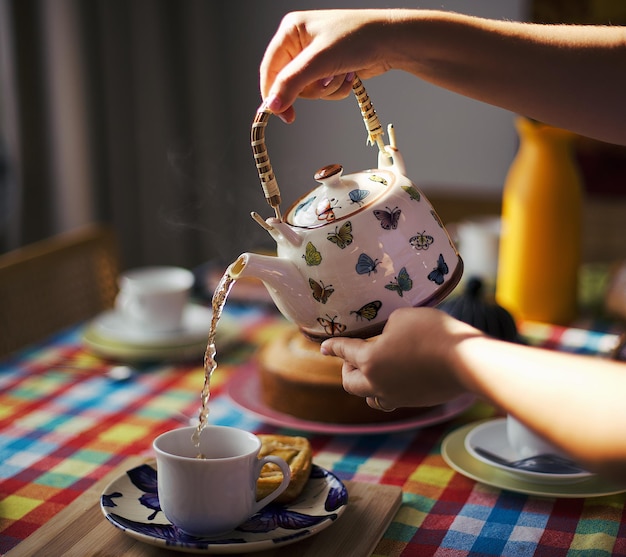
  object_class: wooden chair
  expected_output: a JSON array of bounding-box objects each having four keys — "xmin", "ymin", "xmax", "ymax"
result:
[{"xmin": 0, "ymin": 224, "xmax": 119, "ymax": 358}]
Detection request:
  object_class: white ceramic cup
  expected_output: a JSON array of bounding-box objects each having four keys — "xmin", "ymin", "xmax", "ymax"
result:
[
  {"xmin": 115, "ymin": 266, "xmax": 194, "ymax": 333},
  {"xmin": 506, "ymin": 415, "xmax": 568, "ymax": 459},
  {"xmin": 454, "ymin": 216, "xmax": 501, "ymax": 287},
  {"xmin": 153, "ymin": 425, "xmax": 291, "ymax": 537}
]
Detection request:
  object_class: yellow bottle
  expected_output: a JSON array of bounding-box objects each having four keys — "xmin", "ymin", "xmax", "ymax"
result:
[{"xmin": 496, "ymin": 117, "xmax": 583, "ymax": 325}]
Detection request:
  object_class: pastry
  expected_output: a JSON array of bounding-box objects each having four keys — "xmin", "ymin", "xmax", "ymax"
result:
[{"xmin": 257, "ymin": 434, "xmax": 313, "ymax": 503}]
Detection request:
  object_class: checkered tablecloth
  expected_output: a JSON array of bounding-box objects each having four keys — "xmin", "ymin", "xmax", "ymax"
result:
[{"xmin": 1, "ymin": 305, "xmax": 625, "ymax": 556}]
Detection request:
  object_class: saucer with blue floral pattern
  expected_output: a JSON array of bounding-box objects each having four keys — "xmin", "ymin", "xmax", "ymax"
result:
[{"xmin": 101, "ymin": 461, "xmax": 348, "ymax": 554}]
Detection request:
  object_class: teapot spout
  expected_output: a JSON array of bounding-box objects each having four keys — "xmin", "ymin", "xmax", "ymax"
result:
[{"xmin": 228, "ymin": 253, "xmax": 318, "ymax": 327}]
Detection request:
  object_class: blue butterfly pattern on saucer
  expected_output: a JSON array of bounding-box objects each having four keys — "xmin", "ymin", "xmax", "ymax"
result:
[{"xmin": 101, "ymin": 463, "xmax": 348, "ymax": 553}]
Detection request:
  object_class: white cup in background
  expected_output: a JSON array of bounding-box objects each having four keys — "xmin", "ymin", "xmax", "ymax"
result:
[
  {"xmin": 453, "ymin": 216, "xmax": 501, "ymax": 287},
  {"xmin": 153, "ymin": 426, "xmax": 291, "ymax": 537},
  {"xmin": 115, "ymin": 266, "xmax": 194, "ymax": 333},
  {"xmin": 506, "ymin": 415, "xmax": 569, "ymax": 459}
]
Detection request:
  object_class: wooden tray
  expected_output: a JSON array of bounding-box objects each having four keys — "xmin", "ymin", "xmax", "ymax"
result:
[{"xmin": 8, "ymin": 457, "xmax": 402, "ymax": 556}]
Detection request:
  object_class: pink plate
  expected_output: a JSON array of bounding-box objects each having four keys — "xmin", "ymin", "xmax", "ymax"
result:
[{"xmin": 227, "ymin": 365, "xmax": 475, "ymax": 435}]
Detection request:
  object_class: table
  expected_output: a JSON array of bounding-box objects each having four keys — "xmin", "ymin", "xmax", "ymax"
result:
[{"xmin": 1, "ymin": 303, "xmax": 625, "ymax": 556}]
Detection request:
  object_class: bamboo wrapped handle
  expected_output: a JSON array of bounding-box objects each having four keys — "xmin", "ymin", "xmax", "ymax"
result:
[
  {"xmin": 351, "ymin": 76, "xmax": 386, "ymax": 152},
  {"xmin": 251, "ymin": 75, "xmax": 388, "ymax": 221},
  {"xmin": 251, "ymin": 109, "xmax": 281, "ymax": 220}
]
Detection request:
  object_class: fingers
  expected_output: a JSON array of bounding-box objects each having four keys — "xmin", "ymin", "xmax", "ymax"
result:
[
  {"xmin": 264, "ymin": 71, "xmax": 356, "ymax": 124},
  {"xmin": 322, "ymin": 336, "xmax": 374, "ymax": 393},
  {"xmin": 264, "ymin": 98, "xmax": 295, "ymax": 124},
  {"xmin": 312, "ymin": 72, "xmax": 356, "ymax": 99},
  {"xmin": 260, "ymin": 14, "xmax": 359, "ymax": 122},
  {"xmin": 259, "ymin": 14, "xmax": 325, "ymax": 117},
  {"xmin": 320, "ymin": 336, "xmax": 364, "ymax": 362},
  {"xmin": 366, "ymin": 396, "xmax": 396, "ymax": 412},
  {"xmin": 321, "ymin": 337, "xmax": 396, "ymax": 412}
]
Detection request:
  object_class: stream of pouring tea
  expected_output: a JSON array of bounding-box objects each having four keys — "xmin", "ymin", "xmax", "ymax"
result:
[{"xmin": 191, "ymin": 270, "xmax": 236, "ymax": 455}]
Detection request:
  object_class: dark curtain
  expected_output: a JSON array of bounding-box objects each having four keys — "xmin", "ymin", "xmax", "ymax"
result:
[
  {"xmin": 79, "ymin": 0, "xmax": 277, "ymax": 269},
  {"xmin": 1, "ymin": 0, "xmax": 276, "ymax": 270}
]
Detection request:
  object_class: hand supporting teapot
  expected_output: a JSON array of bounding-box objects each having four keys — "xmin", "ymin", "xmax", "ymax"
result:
[{"xmin": 230, "ymin": 76, "xmax": 463, "ymax": 341}]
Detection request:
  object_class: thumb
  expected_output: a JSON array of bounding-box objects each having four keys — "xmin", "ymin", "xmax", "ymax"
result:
[{"xmin": 320, "ymin": 337, "xmax": 367, "ymax": 363}]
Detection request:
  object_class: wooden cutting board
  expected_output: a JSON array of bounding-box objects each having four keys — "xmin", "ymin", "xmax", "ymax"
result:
[{"xmin": 8, "ymin": 456, "xmax": 402, "ymax": 557}]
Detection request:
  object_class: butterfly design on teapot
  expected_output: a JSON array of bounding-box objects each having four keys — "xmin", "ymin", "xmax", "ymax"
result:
[{"xmin": 228, "ymin": 77, "xmax": 463, "ymax": 340}]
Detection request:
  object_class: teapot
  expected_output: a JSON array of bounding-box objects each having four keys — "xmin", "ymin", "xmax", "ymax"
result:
[{"xmin": 228, "ymin": 77, "xmax": 463, "ymax": 341}]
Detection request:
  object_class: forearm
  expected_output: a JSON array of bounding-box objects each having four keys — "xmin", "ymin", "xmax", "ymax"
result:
[
  {"xmin": 453, "ymin": 334, "xmax": 626, "ymax": 475},
  {"xmin": 263, "ymin": 9, "xmax": 626, "ymax": 143},
  {"xmin": 385, "ymin": 10, "xmax": 626, "ymax": 144}
]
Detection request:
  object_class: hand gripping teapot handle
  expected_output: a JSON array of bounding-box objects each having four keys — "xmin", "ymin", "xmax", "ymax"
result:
[{"xmin": 251, "ymin": 74, "xmax": 390, "ymax": 222}]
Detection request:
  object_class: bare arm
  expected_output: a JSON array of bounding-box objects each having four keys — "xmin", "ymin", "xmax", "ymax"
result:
[
  {"xmin": 453, "ymin": 329, "xmax": 626, "ymax": 479},
  {"xmin": 261, "ymin": 9, "xmax": 626, "ymax": 145},
  {"xmin": 321, "ymin": 308, "xmax": 626, "ymax": 479}
]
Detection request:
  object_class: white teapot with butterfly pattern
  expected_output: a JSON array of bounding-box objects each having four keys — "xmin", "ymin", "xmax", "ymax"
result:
[{"xmin": 227, "ymin": 77, "xmax": 463, "ymax": 341}]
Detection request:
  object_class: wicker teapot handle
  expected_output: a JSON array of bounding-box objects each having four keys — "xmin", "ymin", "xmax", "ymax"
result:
[{"xmin": 251, "ymin": 75, "xmax": 388, "ymax": 221}]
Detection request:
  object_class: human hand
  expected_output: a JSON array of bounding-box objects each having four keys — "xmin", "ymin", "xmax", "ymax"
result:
[
  {"xmin": 320, "ymin": 307, "xmax": 482, "ymax": 411},
  {"xmin": 260, "ymin": 9, "xmax": 402, "ymax": 123}
]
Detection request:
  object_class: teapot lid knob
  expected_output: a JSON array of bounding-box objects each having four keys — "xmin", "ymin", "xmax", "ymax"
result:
[
  {"xmin": 285, "ymin": 162, "xmax": 392, "ymax": 226},
  {"xmin": 314, "ymin": 164, "xmax": 343, "ymax": 182}
]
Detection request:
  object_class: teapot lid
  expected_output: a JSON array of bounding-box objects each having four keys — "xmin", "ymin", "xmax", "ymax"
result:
[{"xmin": 285, "ymin": 164, "xmax": 394, "ymax": 228}]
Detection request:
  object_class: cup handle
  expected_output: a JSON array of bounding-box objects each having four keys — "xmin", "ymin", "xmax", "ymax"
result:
[
  {"xmin": 115, "ymin": 292, "xmax": 134, "ymax": 313},
  {"xmin": 115, "ymin": 292, "xmax": 143, "ymax": 321},
  {"xmin": 251, "ymin": 456, "xmax": 292, "ymax": 513}
]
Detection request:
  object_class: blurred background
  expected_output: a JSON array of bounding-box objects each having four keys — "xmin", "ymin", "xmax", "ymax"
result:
[{"xmin": 1, "ymin": 0, "xmax": 626, "ymax": 271}]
